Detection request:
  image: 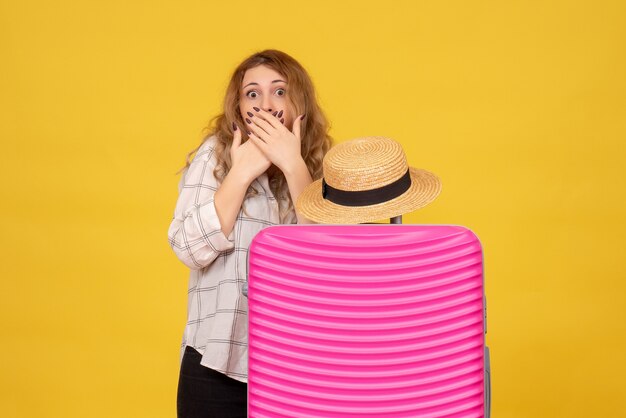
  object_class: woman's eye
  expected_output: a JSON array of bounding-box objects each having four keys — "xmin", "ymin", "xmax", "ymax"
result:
[
  {"xmin": 246, "ymin": 91, "xmax": 258, "ymax": 99},
  {"xmin": 276, "ymin": 89, "xmax": 286, "ymax": 96}
]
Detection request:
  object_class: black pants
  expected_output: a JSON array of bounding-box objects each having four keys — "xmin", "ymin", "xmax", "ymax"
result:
[{"xmin": 177, "ymin": 346, "xmax": 247, "ymax": 418}]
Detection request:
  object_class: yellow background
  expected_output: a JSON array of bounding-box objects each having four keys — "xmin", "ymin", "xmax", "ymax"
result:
[{"xmin": 1, "ymin": 0, "xmax": 625, "ymax": 416}]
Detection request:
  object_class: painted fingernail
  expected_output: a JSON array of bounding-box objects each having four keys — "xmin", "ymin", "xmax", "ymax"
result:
[
  {"xmin": 247, "ymin": 131, "xmax": 252, "ymax": 135},
  {"xmin": 246, "ymin": 111, "xmax": 253, "ymax": 117},
  {"xmin": 280, "ymin": 118, "xmax": 285, "ymax": 124},
  {"xmin": 300, "ymin": 114, "xmax": 306, "ymax": 120},
  {"xmin": 232, "ymin": 122, "xmax": 237, "ymax": 131},
  {"xmin": 272, "ymin": 111, "xmax": 278, "ymax": 116},
  {"xmin": 253, "ymin": 107, "xmax": 260, "ymax": 112},
  {"xmin": 246, "ymin": 118, "xmax": 252, "ymax": 124},
  {"xmin": 277, "ymin": 110, "xmax": 283, "ymax": 118}
]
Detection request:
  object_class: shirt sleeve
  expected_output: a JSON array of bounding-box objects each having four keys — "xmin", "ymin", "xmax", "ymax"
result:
[{"xmin": 167, "ymin": 140, "xmax": 235, "ymax": 270}]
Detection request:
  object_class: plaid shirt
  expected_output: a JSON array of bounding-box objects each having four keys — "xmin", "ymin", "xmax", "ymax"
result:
[{"xmin": 168, "ymin": 135, "xmax": 296, "ymax": 382}]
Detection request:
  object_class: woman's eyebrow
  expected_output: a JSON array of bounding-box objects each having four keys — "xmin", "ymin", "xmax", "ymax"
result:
[{"xmin": 243, "ymin": 80, "xmax": 287, "ymax": 89}]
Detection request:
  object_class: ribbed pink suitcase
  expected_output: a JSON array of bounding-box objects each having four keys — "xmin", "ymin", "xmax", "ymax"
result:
[{"xmin": 246, "ymin": 225, "xmax": 490, "ymax": 417}]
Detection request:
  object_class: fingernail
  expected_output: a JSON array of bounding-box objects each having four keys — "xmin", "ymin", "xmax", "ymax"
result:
[
  {"xmin": 246, "ymin": 111, "xmax": 254, "ymax": 117},
  {"xmin": 272, "ymin": 111, "xmax": 278, "ymax": 116},
  {"xmin": 245, "ymin": 118, "xmax": 252, "ymax": 124},
  {"xmin": 280, "ymin": 118, "xmax": 285, "ymax": 124},
  {"xmin": 232, "ymin": 122, "xmax": 237, "ymax": 131},
  {"xmin": 247, "ymin": 131, "xmax": 252, "ymax": 135},
  {"xmin": 253, "ymin": 107, "xmax": 260, "ymax": 112},
  {"xmin": 277, "ymin": 110, "xmax": 283, "ymax": 118},
  {"xmin": 300, "ymin": 114, "xmax": 306, "ymax": 120}
]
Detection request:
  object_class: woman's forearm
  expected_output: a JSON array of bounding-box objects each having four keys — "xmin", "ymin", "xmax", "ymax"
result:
[
  {"xmin": 214, "ymin": 168, "xmax": 252, "ymax": 236},
  {"xmin": 283, "ymin": 157, "xmax": 316, "ymax": 224}
]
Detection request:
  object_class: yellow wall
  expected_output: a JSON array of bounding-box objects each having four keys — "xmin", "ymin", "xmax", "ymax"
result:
[{"xmin": 1, "ymin": 0, "xmax": 625, "ymax": 416}]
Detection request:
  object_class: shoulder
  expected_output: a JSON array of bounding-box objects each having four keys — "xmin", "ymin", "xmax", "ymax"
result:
[
  {"xmin": 178, "ymin": 135, "xmax": 221, "ymax": 186},
  {"xmin": 193, "ymin": 134, "xmax": 219, "ymax": 163}
]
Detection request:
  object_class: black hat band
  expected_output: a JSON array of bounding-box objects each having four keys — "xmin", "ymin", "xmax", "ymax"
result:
[{"xmin": 321, "ymin": 169, "xmax": 411, "ymax": 207}]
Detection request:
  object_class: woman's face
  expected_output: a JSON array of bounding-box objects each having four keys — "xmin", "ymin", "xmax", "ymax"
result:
[{"xmin": 239, "ymin": 65, "xmax": 295, "ymax": 131}]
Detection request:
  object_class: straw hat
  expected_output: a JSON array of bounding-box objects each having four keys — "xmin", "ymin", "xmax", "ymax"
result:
[{"xmin": 295, "ymin": 136, "xmax": 441, "ymax": 224}]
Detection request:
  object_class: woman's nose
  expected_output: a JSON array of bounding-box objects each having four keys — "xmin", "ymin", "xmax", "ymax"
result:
[{"xmin": 262, "ymin": 97, "xmax": 273, "ymax": 112}]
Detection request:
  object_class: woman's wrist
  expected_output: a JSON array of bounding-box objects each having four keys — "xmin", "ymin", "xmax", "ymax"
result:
[
  {"xmin": 228, "ymin": 164, "xmax": 255, "ymax": 187},
  {"xmin": 280, "ymin": 155, "xmax": 307, "ymax": 178}
]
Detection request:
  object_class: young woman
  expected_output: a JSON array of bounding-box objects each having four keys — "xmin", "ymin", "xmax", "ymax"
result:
[{"xmin": 167, "ymin": 49, "xmax": 333, "ymax": 418}]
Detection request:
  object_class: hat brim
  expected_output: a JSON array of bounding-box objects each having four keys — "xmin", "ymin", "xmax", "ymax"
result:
[{"xmin": 295, "ymin": 167, "xmax": 442, "ymax": 224}]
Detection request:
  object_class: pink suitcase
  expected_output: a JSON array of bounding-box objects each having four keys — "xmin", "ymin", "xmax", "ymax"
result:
[{"xmin": 246, "ymin": 225, "xmax": 490, "ymax": 417}]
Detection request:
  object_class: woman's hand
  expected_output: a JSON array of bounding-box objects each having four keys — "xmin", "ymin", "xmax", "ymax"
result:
[
  {"xmin": 229, "ymin": 122, "xmax": 271, "ymax": 184},
  {"xmin": 245, "ymin": 108, "xmax": 305, "ymax": 174}
]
